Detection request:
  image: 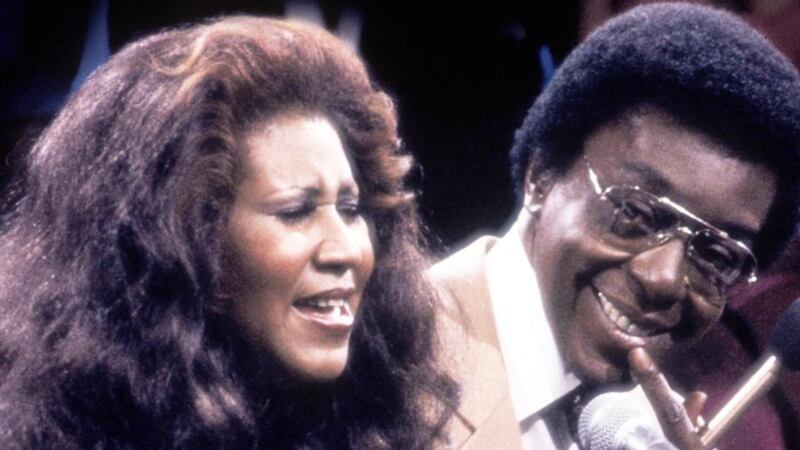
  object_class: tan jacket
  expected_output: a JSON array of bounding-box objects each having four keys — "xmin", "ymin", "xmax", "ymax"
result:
[{"xmin": 430, "ymin": 236, "xmax": 523, "ymax": 449}]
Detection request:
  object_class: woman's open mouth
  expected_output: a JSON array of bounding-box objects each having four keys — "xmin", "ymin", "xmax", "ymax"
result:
[{"xmin": 293, "ymin": 294, "xmax": 355, "ymax": 328}]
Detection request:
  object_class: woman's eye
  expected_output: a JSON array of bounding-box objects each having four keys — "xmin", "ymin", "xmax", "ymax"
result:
[
  {"xmin": 338, "ymin": 201, "xmax": 362, "ymax": 221},
  {"xmin": 275, "ymin": 203, "xmax": 315, "ymax": 223}
]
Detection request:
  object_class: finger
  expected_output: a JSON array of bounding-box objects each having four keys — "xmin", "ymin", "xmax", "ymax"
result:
[
  {"xmin": 628, "ymin": 348, "xmax": 686, "ymax": 425},
  {"xmin": 684, "ymin": 391, "xmax": 708, "ymax": 426},
  {"xmin": 628, "ymin": 347, "xmax": 704, "ymax": 450}
]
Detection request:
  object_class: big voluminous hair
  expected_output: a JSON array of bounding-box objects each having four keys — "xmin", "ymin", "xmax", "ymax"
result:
[{"xmin": 0, "ymin": 16, "xmax": 457, "ymax": 449}]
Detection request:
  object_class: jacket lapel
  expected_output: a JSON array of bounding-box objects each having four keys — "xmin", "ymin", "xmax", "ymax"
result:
[{"xmin": 431, "ymin": 237, "xmax": 522, "ymax": 449}]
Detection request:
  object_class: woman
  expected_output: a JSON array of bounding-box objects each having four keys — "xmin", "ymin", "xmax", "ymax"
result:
[{"xmin": 0, "ymin": 16, "xmax": 457, "ymax": 448}]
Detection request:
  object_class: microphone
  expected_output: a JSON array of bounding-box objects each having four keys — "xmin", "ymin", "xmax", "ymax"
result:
[
  {"xmin": 577, "ymin": 298, "xmax": 800, "ymax": 450},
  {"xmin": 577, "ymin": 386, "xmax": 678, "ymax": 449},
  {"xmin": 698, "ymin": 298, "xmax": 800, "ymax": 448}
]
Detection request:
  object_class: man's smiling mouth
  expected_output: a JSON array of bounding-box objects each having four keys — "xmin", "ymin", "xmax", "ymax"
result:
[{"xmin": 594, "ymin": 289, "xmax": 660, "ymax": 337}]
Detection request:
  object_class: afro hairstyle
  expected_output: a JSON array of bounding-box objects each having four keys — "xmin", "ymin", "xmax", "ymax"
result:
[{"xmin": 510, "ymin": 2, "xmax": 800, "ymax": 266}]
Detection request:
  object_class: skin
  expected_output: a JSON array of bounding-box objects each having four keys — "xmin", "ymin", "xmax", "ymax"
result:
[
  {"xmin": 630, "ymin": 347, "xmax": 709, "ymax": 449},
  {"xmin": 519, "ymin": 106, "xmax": 776, "ymax": 386},
  {"xmin": 226, "ymin": 111, "xmax": 374, "ymax": 382}
]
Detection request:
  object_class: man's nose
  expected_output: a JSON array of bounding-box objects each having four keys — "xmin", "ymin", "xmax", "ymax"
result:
[
  {"xmin": 628, "ymin": 238, "xmax": 688, "ymax": 309},
  {"xmin": 314, "ymin": 209, "xmax": 363, "ymax": 271}
]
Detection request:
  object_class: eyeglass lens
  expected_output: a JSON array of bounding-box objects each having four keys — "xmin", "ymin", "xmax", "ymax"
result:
[{"xmin": 588, "ymin": 186, "xmax": 754, "ymax": 294}]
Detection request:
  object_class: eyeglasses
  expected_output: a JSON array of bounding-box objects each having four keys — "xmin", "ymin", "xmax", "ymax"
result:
[{"xmin": 583, "ymin": 158, "xmax": 758, "ymax": 299}]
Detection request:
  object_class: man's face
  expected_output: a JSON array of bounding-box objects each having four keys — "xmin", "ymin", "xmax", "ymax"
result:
[{"xmin": 524, "ymin": 107, "xmax": 776, "ymax": 385}]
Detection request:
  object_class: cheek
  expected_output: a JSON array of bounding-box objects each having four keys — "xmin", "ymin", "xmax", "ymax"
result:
[
  {"xmin": 533, "ymin": 193, "xmax": 593, "ymax": 300},
  {"xmin": 535, "ymin": 187, "xmax": 594, "ymax": 261},
  {"xmin": 549, "ymin": 200, "xmax": 591, "ymax": 239},
  {"xmin": 226, "ymin": 225, "xmax": 315, "ymax": 361},
  {"xmin": 356, "ymin": 222, "xmax": 375, "ymax": 284},
  {"xmin": 687, "ymin": 294, "xmax": 724, "ymax": 341},
  {"xmin": 228, "ymin": 217, "xmax": 312, "ymax": 295},
  {"xmin": 247, "ymin": 235, "xmax": 310, "ymax": 292}
]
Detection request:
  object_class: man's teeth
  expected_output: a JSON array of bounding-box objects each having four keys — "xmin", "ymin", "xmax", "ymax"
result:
[{"xmin": 597, "ymin": 291, "xmax": 648, "ymax": 337}]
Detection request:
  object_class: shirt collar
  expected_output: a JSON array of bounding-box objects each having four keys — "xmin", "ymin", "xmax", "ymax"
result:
[{"xmin": 485, "ymin": 224, "xmax": 581, "ymax": 423}]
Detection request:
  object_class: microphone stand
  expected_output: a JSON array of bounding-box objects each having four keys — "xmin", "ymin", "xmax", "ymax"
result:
[{"xmin": 697, "ymin": 354, "xmax": 781, "ymax": 449}]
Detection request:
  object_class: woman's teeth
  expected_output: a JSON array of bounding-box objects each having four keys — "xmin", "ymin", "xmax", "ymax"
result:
[
  {"xmin": 596, "ymin": 290, "xmax": 649, "ymax": 337},
  {"xmin": 301, "ymin": 298, "xmax": 347, "ymax": 309},
  {"xmin": 294, "ymin": 298, "xmax": 354, "ymax": 326}
]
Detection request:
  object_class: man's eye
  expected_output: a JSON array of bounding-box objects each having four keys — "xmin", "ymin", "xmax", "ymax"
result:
[
  {"xmin": 690, "ymin": 237, "xmax": 738, "ymax": 275},
  {"xmin": 610, "ymin": 199, "xmax": 660, "ymax": 236}
]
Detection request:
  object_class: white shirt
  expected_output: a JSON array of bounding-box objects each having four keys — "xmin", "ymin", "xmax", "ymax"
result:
[{"xmin": 485, "ymin": 226, "xmax": 581, "ymax": 450}]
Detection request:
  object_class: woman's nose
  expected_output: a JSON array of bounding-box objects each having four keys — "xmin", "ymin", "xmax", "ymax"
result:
[
  {"xmin": 314, "ymin": 208, "xmax": 364, "ymax": 270},
  {"xmin": 628, "ymin": 238, "xmax": 688, "ymax": 309}
]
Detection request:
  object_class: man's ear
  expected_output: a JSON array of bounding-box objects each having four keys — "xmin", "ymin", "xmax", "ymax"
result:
[{"xmin": 523, "ymin": 164, "xmax": 555, "ymax": 214}]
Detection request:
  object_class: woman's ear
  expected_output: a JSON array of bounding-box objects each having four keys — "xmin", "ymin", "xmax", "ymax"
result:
[{"xmin": 523, "ymin": 164, "xmax": 554, "ymax": 216}]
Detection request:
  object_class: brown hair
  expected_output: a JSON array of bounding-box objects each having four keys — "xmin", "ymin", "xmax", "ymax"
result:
[{"xmin": 0, "ymin": 16, "xmax": 456, "ymax": 448}]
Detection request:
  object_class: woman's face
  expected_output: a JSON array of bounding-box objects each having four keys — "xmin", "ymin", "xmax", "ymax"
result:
[{"xmin": 226, "ymin": 112, "xmax": 374, "ymax": 382}]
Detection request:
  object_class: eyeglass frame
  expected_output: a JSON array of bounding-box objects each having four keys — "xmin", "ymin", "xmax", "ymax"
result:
[{"xmin": 582, "ymin": 157, "xmax": 759, "ymax": 293}]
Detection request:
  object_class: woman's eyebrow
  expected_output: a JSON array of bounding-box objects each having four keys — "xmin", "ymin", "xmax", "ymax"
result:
[{"xmin": 259, "ymin": 185, "xmax": 320, "ymax": 199}]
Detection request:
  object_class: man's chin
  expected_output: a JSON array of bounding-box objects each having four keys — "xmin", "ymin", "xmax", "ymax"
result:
[
  {"xmin": 570, "ymin": 342, "xmax": 684, "ymax": 387},
  {"xmin": 566, "ymin": 345, "xmax": 630, "ymax": 386},
  {"xmin": 581, "ymin": 363, "xmax": 627, "ymax": 386}
]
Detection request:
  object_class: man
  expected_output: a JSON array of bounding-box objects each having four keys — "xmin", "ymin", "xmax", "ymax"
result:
[{"xmin": 432, "ymin": 4, "xmax": 800, "ymax": 449}]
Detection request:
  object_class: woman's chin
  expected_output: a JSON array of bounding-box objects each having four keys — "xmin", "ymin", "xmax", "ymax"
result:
[{"xmin": 284, "ymin": 347, "xmax": 350, "ymax": 383}]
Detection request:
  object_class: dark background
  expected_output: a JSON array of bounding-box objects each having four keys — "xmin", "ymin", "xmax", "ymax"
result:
[{"xmin": 0, "ymin": 0, "xmax": 580, "ymax": 251}]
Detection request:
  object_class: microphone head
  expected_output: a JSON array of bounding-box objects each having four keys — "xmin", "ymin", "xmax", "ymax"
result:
[
  {"xmin": 769, "ymin": 298, "xmax": 800, "ymax": 371},
  {"xmin": 578, "ymin": 387, "xmax": 677, "ymax": 450}
]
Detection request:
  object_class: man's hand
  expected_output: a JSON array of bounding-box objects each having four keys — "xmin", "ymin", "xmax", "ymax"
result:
[{"xmin": 629, "ymin": 347, "xmax": 709, "ymax": 450}]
